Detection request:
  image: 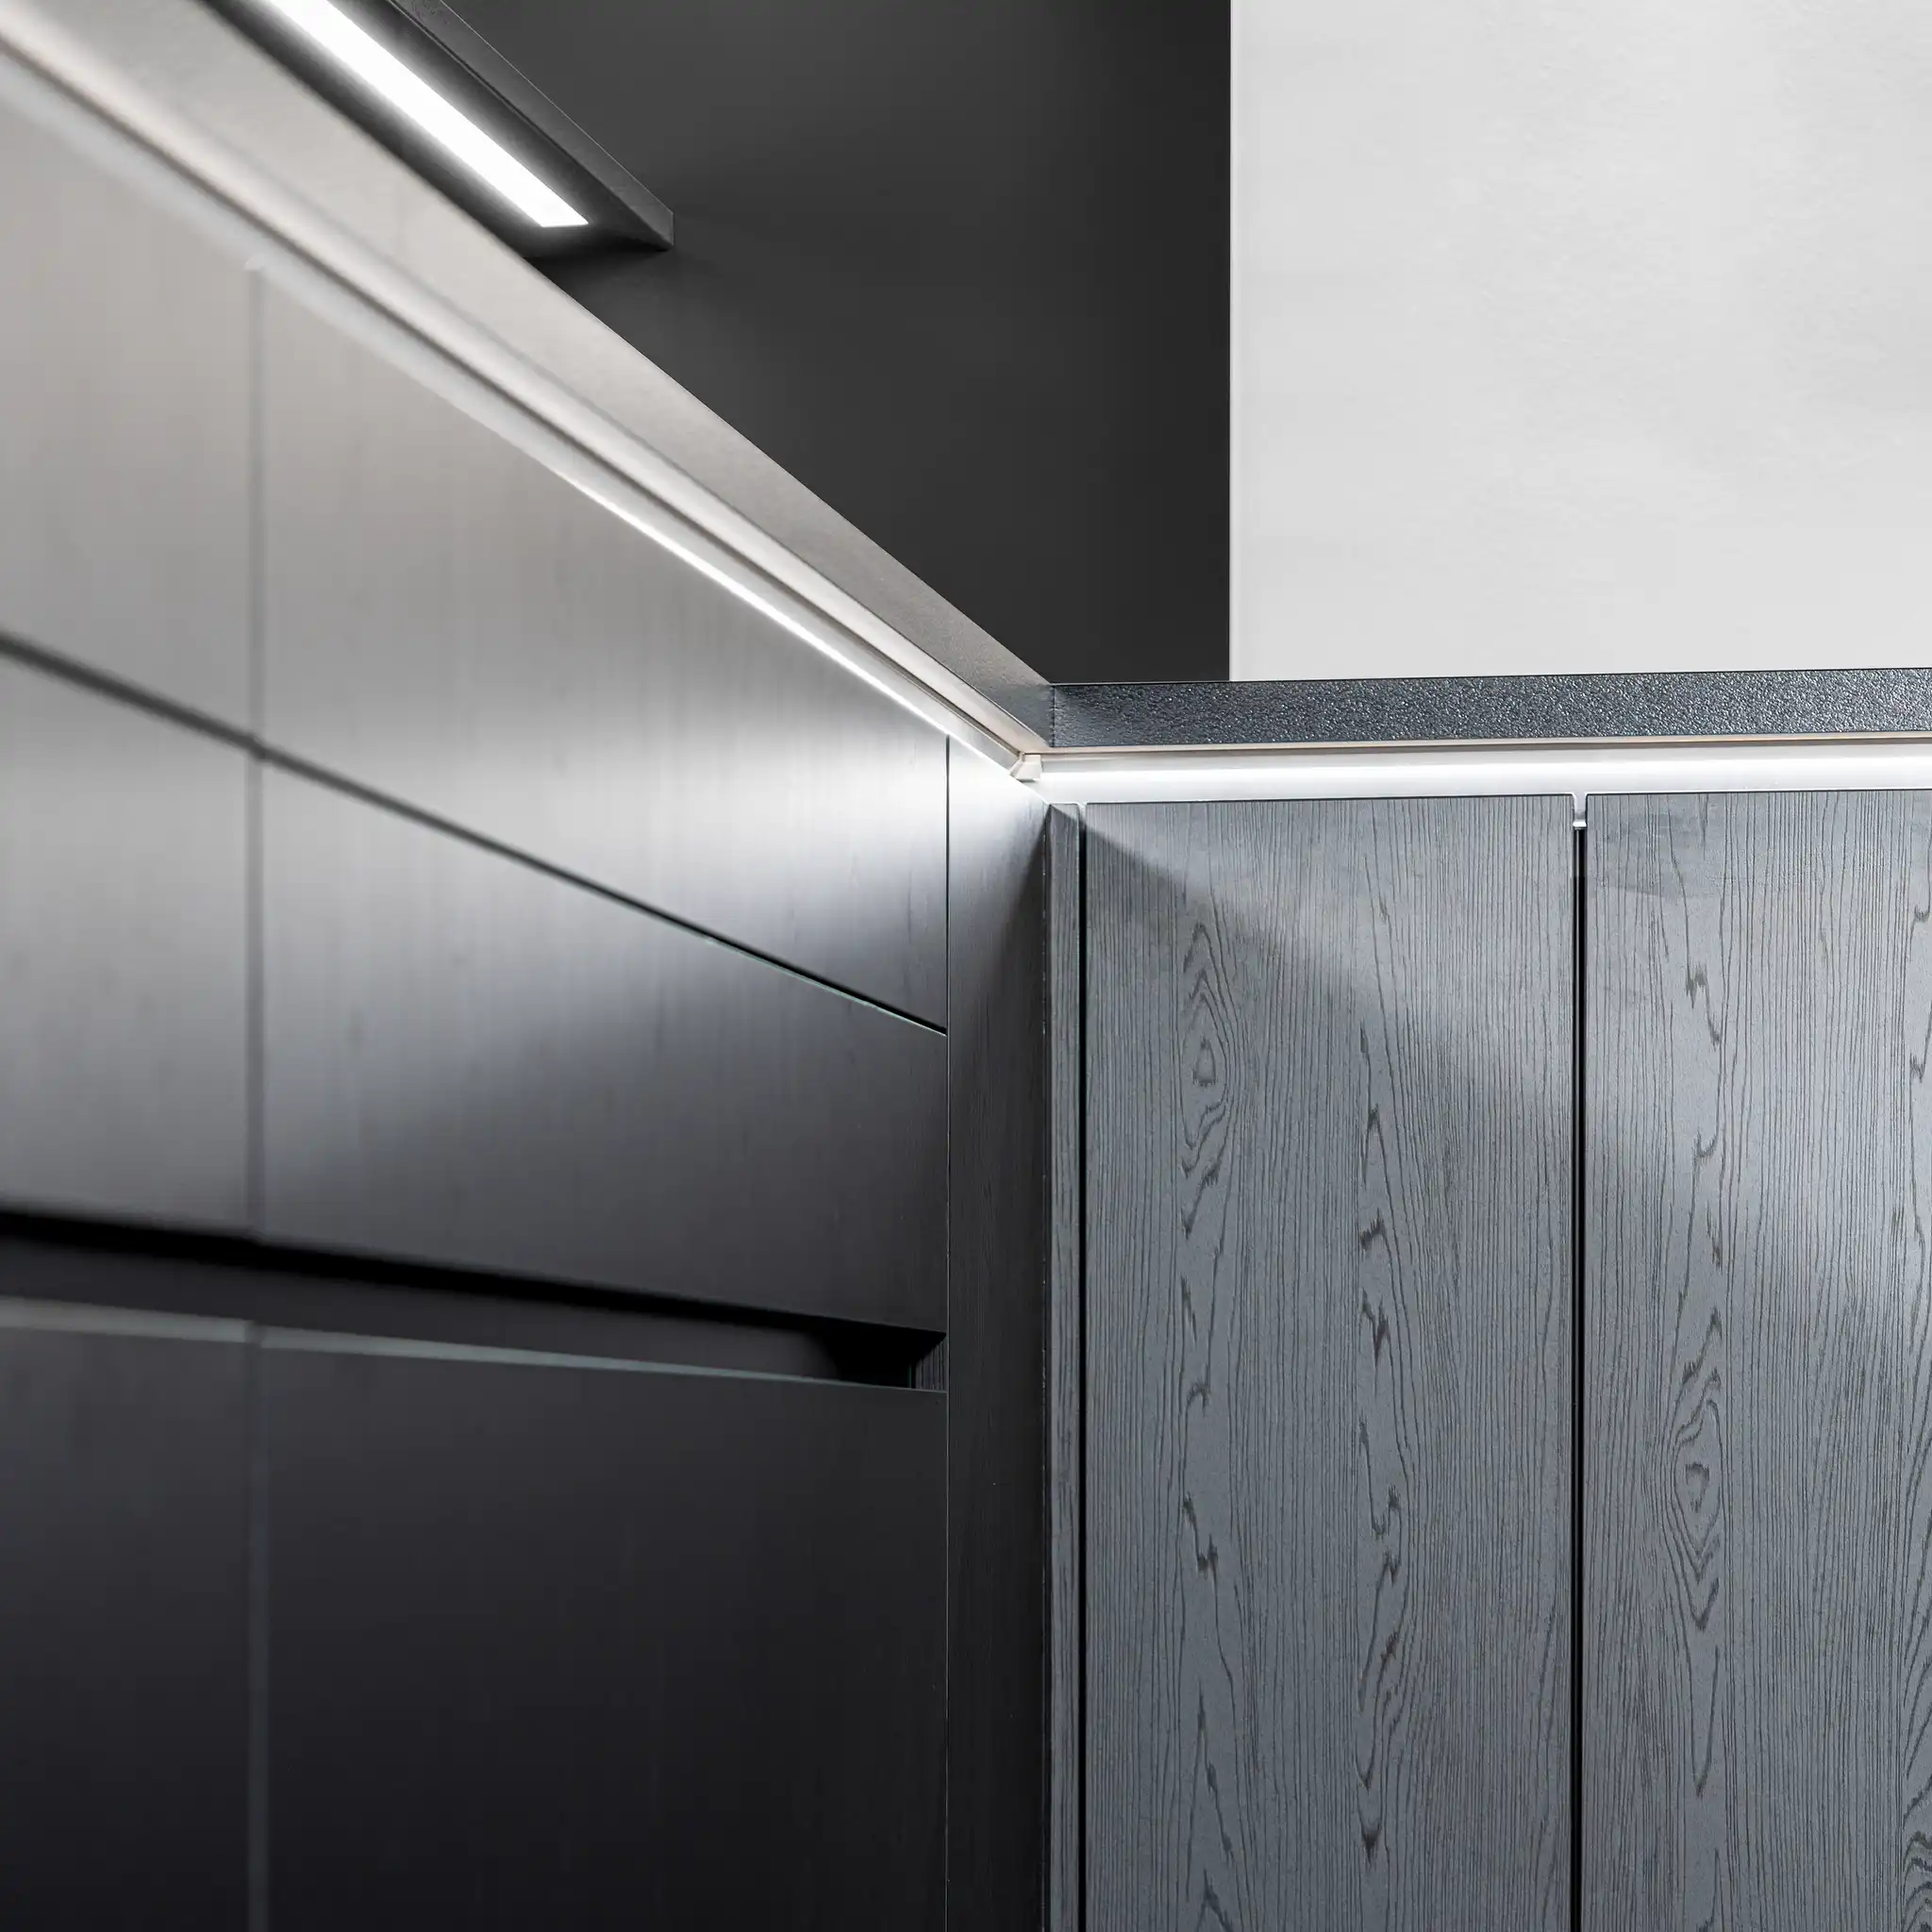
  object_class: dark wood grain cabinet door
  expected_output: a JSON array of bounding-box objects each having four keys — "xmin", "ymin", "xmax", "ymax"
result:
[
  {"xmin": 1084, "ymin": 797, "xmax": 1574, "ymax": 1932},
  {"xmin": 262, "ymin": 1335, "xmax": 945, "ymax": 1932},
  {"xmin": 0, "ymin": 1303, "xmax": 250, "ymax": 1929},
  {"xmin": 1584, "ymin": 791, "xmax": 1932, "ymax": 1929}
]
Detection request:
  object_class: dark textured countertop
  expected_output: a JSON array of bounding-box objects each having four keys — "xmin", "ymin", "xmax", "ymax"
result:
[{"xmin": 1051, "ymin": 667, "xmax": 1932, "ymax": 749}]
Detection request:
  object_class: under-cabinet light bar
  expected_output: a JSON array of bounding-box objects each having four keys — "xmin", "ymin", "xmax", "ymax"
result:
[
  {"xmin": 255, "ymin": 0, "xmax": 587, "ymax": 227},
  {"xmin": 1021, "ymin": 740, "xmax": 1932, "ymax": 810}
]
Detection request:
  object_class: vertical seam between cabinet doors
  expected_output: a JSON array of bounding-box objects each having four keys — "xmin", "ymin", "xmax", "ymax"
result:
[
  {"xmin": 1572, "ymin": 812, "xmax": 1587, "ymax": 1929},
  {"xmin": 245, "ymin": 757, "xmax": 264, "ymax": 1231},
  {"xmin": 942, "ymin": 737, "xmax": 953, "ymax": 1932},
  {"xmin": 246, "ymin": 269, "xmax": 265, "ymax": 746},
  {"xmin": 1046, "ymin": 804, "xmax": 1086, "ymax": 1932},
  {"xmin": 1074, "ymin": 806, "xmax": 1089, "ymax": 1932},
  {"xmin": 245, "ymin": 1329, "xmax": 270, "ymax": 1932},
  {"xmin": 1039, "ymin": 809, "xmax": 1051, "ymax": 1932},
  {"xmin": 243, "ymin": 284, "xmax": 270, "ymax": 1932},
  {"xmin": 245, "ymin": 269, "xmax": 266, "ymax": 1237}
]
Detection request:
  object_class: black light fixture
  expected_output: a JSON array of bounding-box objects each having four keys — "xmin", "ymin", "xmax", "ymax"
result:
[{"xmin": 207, "ymin": 0, "xmax": 672, "ymax": 255}]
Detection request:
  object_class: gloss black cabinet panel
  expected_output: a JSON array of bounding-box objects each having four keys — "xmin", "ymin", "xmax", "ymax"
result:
[
  {"xmin": 0, "ymin": 1305, "xmax": 249, "ymax": 1929},
  {"xmin": 0, "ymin": 659, "xmax": 250, "ymax": 1229},
  {"xmin": 260, "ymin": 772, "xmax": 946, "ymax": 1327},
  {"xmin": 259, "ymin": 287, "xmax": 947, "ymax": 1023},
  {"xmin": 1084, "ymin": 797, "xmax": 1574, "ymax": 1932},
  {"xmin": 1584, "ymin": 791, "xmax": 1932, "ymax": 1929},
  {"xmin": 262, "ymin": 1336, "xmax": 945, "ymax": 1932},
  {"xmin": 0, "ymin": 71, "xmax": 251, "ymax": 725}
]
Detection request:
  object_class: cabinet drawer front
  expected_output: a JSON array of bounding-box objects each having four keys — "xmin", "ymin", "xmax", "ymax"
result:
[
  {"xmin": 263, "ymin": 1338, "xmax": 943, "ymax": 1932},
  {"xmin": 262, "ymin": 771, "xmax": 946, "ymax": 1327},
  {"xmin": 260, "ymin": 286, "xmax": 947, "ymax": 1022}
]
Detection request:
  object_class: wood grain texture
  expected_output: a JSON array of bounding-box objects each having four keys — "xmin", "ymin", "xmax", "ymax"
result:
[
  {"xmin": 946, "ymin": 744, "xmax": 1050, "ymax": 1932},
  {"xmin": 1048, "ymin": 805, "xmax": 1083, "ymax": 1932},
  {"xmin": 259, "ymin": 285, "xmax": 947, "ymax": 1023},
  {"xmin": 1584, "ymin": 791, "xmax": 1932, "ymax": 1929},
  {"xmin": 1085, "ymin": 797, "xmax": 1574, "ymax": 1932}
]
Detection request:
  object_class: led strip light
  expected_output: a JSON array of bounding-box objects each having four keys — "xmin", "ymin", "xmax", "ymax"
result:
[
  {"xmin": 1019, "ymin": 739, "xmax": 1932, "ymax": 810},
  {"xmin": 253, "ymin": 0, "xmax": 586, "ymax": 228}
]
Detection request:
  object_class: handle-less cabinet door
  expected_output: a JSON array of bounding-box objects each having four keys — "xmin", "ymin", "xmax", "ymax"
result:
[
  {"xmin": 1084, "ymin": 797, "xmax": 1574, "ymax": 1931},
  {"xmin": 1584, "ymin": 791, "xmax": 1932, "ymax": 1928},
  {"xmin": 263, "ymin": 1336, "xmax": 945, "ymax": 1931},
  {"xmin": 261, "ymin": 771, "xmax": 946, "ymax": 1326},
  {"xmin": 0, "ymin": 658, "xmax": 250, "ymax": 1228},
  {"xmin": 0, "ymin": 1304, "xmax": 250, "ymax": 1929},
  {"xmin": 258, "ymin": 285, "xmax": 947, "ymax": 1022},
  {"xmin": 0, "ymin": 63, "xmax": 252, "ymax": 725}
]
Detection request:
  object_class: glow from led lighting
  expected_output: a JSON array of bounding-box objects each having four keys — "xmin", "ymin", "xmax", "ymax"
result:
[
  {"xmin": 257, "ymin": 0, "xmax": 587, "ymax": 227},
  {"xmin": 565, "ymin": 476, "xmax": 1024, "ymax": 774},
  {"xmin": 1024, "ymin": 741, "xmax": 1932, "ymax": 809}
]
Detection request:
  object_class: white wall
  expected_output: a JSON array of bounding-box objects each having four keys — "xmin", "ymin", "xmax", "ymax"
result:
[{"xmin": 1233, "ymin": 0, "xmax": 1932, "ymax": 681}]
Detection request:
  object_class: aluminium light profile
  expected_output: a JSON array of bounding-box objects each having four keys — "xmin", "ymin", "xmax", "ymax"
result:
[
  {"xmin": 210, "ymin": 0, "xmax": 673, "ymax": 254},
  {"xmin": 1019, "ymin": 738, "xmax": 1932, "ymax": 811}
]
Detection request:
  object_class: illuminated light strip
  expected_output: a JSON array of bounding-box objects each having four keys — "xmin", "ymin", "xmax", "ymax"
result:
[
  {"xmin": 1021, "ymin": 741, "xmax": 1932, "ymax": 809},
  {"xmin": 565, "ymin": 476, "xmax": 1022, "ymax": 773},
  {"xmin": 255, "ymin": 0, "xmax": 586, "ymax": 227}
]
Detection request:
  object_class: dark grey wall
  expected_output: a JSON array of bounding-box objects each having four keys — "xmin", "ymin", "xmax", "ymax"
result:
[{"xmin": 451, "ymin": 0, "xmax": 1231, "ymax": 686}]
